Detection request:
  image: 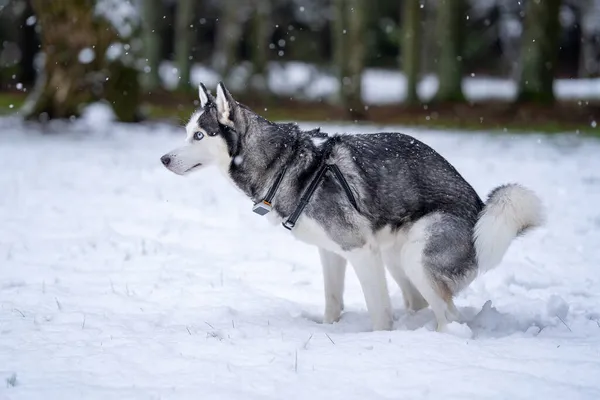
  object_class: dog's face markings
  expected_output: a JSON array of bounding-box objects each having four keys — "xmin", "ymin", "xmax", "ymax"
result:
[{"xmin": 160, "ymin": 84, "xmax": 231, "ymax": 176}]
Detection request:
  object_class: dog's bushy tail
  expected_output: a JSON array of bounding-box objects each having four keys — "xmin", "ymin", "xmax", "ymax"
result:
[{"xmin": 474, "ymin": 184, "xmax": 544, "ymax": 273}]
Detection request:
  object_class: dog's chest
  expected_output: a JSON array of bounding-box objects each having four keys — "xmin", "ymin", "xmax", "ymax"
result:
[
  {"xmin": 292, "ymin": 215, "xmax": 344, "ymax": 253},
  {"xmin": 266, "ymin": 212, "xmax": 343, "ymax": 254}
]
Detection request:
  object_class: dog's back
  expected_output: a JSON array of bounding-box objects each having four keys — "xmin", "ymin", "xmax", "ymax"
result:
[{"xmin": 328, "ymin": 131, "xmax": 485, "ymax": 231}]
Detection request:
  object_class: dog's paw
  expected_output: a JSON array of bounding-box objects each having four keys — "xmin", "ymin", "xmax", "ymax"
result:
[
  {"xmin": 438, "ymin": 321, "xmax": 473, "ymax": 338},
  {"xmin": 323, "ymin": 310, "xmax": 342, "ymax": 324}
]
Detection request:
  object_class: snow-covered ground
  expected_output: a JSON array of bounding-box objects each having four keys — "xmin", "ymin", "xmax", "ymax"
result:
[
  {"xmin": 160, "ymin": 60, "xmax": 600, "ymax": 104},
  {"xmin": 1, "ymin": 115, "xmax": 600, "ymax": 399}
]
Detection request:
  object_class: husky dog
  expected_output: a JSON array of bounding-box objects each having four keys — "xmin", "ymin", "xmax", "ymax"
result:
[{"xmin": 160, "ymin": 82, "xmax": 544, "ymax": 332}]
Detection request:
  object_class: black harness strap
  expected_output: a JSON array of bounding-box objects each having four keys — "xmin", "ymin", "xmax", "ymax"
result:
[
  {"xmin": 282, "ymin": 163, "xmax": 329, "ymax": 230},
  {"xmin": 250, "ymin": 135, "xmax": 359, "ymax": 230},
  {"xmin": 282, "ymin": 164, "xmax": 359, "ymax": 231},
  {"xmin": 329, "ymin": 164, "xmax": 359, "ymax": 211},
  {"xmin": 264, "ymin": 167, "xmax": 287, "ymax": 204}
]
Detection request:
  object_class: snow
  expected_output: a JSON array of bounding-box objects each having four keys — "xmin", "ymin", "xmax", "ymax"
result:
[
  {"xmin": 105, "ymin": 43, "xmax": 124, "ymax": 62},
  {"xmin": 310, "ymin": 136, "xmax": 328, "ymax": 147},
  {"xmin": 547, "ymin": 295, "xmax": 570, "ymax": 322},
  {"xmin": 1, "ymin": 117, "xmax": 600, "ymax": 399},
  {"xmin": 94, "ymin": 0, "xmax": 138, "ymax": 39},
  {"xmin": 79, "ymin": 102, "xmax": 116, "ymax": 129},
  {"xmin": 25, "ymin": 16, "xmax": 36, "ymax": 27},
  {"xmin": 233, "ymin": 155, "xmax": 244, "ymax": 166},
  {"xmin": 159, "ymin": 60, "xmax": 600, "ymax": 103},
  {"xmin": 78, "ymin": 48, "xmax": 96, "ymax": 64}
]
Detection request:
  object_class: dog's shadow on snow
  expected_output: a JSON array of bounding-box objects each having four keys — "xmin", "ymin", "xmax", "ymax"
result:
[{"xmin": 301, "ymin": 300, "xmax": 547, "ymax": 338}]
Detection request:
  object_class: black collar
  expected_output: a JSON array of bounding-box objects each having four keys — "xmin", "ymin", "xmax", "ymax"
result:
[{"xmin": 251, "ymin": 167, "xmax": 287, "ymax": 216}]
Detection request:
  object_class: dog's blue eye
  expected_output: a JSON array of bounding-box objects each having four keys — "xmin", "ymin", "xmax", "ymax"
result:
[{"xmin": 194, "ymin": 131, "xmax": 204, "ymax": 140}]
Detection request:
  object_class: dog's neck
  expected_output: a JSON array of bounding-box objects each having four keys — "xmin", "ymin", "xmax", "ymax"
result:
[{"xmin": 225, "ymin": 122, "xmax": 321, "ymax": 209}]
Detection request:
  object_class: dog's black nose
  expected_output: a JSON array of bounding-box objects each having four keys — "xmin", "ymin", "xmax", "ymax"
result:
[{"xmin": 161, "ymin": 155, "xmax": 171, "ymax": 166}]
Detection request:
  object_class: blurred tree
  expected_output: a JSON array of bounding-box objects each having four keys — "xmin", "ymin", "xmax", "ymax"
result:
[
  {"xmin": 18, "ymin": 0, "xmax": 38, "ymax": 86},
  {"xmin": 401, "ymin": 0, "xmax": 422, "ymax": 105},
  {"xmin": 174, "ymin": 0, "xmax": 196, "ymax": 91},
  {"xmin": 249, "ymin": 0, "xmax": 271, "ymax": 94},
  {"xmin": 22, "ymin": 0, "xmax": 140, "ymax": 122},
  {"xmin": 332, "ymin": 0, "xmax": 366, "ymax": 118},
  {"xmin": 141, "ymin": 0, "xmax": 162, "ymax": 91},
  {"xmin": 578, "ymin": 0, "xmax": 600, "ymax": 78},
  {"xmin": 419, "ymin": 2, "xmax": 435, "ymax": 76},
  {"xmin": 213, "ymin": 0, "xmax": 244, "ymax": 82},
  {"xmin": 517, "ymin": 0, "xmax": 561, "ymax": 104},
  {"xmin": 0, "ymin": 0, "xmax": 22, "ymax": 90},
  {"xmin": 434, "ymin": 0, "xmax": 466, "ymax": 103},
  {"xmin": 496, "ymin": 1, "xmax": 523, "ymax": 80}
]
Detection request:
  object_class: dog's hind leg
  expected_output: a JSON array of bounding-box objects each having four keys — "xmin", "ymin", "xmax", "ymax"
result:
[
  {"xmin": 447, "ymin": 298, "xmax": 460, "ymax": 321},
  {"xmin": 401, "ymin": 248, "xmax": 450, "ymax": 332},
  {"xmin": 382, "ymin": 249, "xmax": 428, "ymax": 312},
  {"xmin": 319, "ymin": 248, "xmax": 346, "ymax": 324},
  {"xmin": 346, "ymin": 248, "xmax": 393, "ymax": 331},
  {"xmin": 400, "ymin": 214, "xmax": 473, "ymax": 332}
]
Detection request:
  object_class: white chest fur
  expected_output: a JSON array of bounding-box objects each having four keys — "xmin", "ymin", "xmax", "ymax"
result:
[{"xmin": 266, "ymin": 212, "xmax": 344, "ymax": 254}]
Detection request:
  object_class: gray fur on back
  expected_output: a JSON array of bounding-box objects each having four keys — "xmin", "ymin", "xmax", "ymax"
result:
[{"xmin": 219, "ymin": 103, "xmax": 484, "ymax": 253}]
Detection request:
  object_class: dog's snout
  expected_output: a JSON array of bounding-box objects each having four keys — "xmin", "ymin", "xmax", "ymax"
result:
[{"xmin": 161, "ymin": 155, "xmax": 171, "ymax": 167}]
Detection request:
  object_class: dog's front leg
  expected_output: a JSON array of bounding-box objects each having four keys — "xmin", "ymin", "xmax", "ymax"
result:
[
  {"xmin": 347, "ymin": 248, "xmax": 393, "ymax": 331},
  {"xmin": 319, "ymin": 248, "xmax": 346, "ymax": 324}
]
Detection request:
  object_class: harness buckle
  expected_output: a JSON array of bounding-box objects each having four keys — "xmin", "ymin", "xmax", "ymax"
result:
[
  {"xmin": 252, "ymin": 200, "xmax": 273, "ymax": 216},
  {"xmin": 282, "ymin": 220, "xmax": 295, "ymax": 230}
]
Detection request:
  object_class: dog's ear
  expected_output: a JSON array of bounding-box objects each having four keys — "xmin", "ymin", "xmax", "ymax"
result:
[
  {"xmin": 198, "ymin": 83, "xmax": 214, "ymax": 108},
  {"xmin": 216, "ymin": 81, "xmax": 236, "ymax": 127}
]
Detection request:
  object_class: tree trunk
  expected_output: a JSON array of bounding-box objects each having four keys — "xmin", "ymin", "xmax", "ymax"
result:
[
  {"xmin": 401, "ymin": 0, "xmax": 422, "ymax": 105},
  {"xmin": 332, "ymin": 0, "xmax": 366, "ymax": 119},
  {"xmin": 213, "ymin": 0, "xmax": 243, "ymax": 82},
  {"xmin": 19, "ymin": 0, "xmax": 38, "ymax": 86},
  {"xmin": 22, "ymin": 0, "xmax": 140, "ymax": 122},
  {"xmin": 141, "ymin": 0, "xmax": 163, "ymax": 91},
  {"xmin": 498, "ymin": 7, "xmax": 522, "ymax": 81},
  {"xmin": 174, "ymin": 0, "xmax": 196, "ymax": 91},
  {"xmin": 0, "ymin": 1, "xmax": 24, "ymax": 90},
  {"xmin": 105, "ymin": 61, "xmax": 141, "ymax": 122},
  {"xmin": 517, "ymin": 0, "xmax": 561, "ymax": 104},
  {"xmin": 420, "ymin": 1, "xmax": 435, "ymax": 78},
  {"xmin": 578, "ymin": 0, "xmax": 600, "ymax": 78},
  {"xmin": 434, "ymin": 0, "xmax": 466, "ymax": 103},
  {"xmin": 23, "ymin": 0, "xmax": 111, "ymax": 119},
  {"xmin": 249, "ymin": 0, "xmax": 271, "ymax": 95}
]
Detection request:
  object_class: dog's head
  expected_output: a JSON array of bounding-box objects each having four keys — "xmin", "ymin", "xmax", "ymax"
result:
[
  {"xmin": 160, "ymin": 83, "xmax": 231, "ymax": 175},
  {"xmin": 161, "ymin": 82, "xmax": 273, "ymax": 176}
]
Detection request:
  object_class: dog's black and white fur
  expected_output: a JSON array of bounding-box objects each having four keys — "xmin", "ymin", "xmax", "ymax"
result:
[{"xmin": 160, "ymin": 83, "xmax": 544, "ymax": 332}]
